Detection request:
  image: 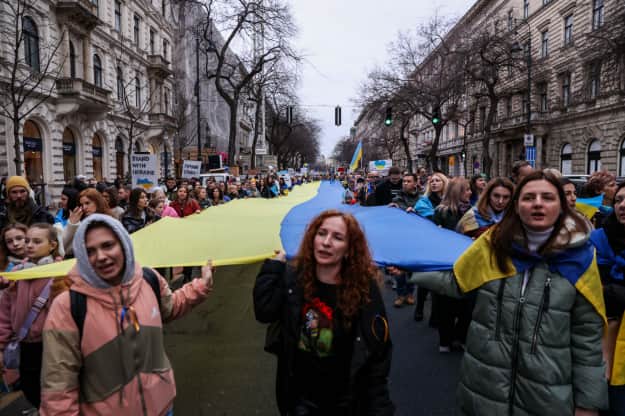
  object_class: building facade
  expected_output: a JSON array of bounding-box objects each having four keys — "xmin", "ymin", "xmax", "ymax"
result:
[
  {"xmin": 360, "ymin": 0, "xmax": 624, "ymax": 178},
  {"xmin": 0, "ymin": 0, "xmax": 176, "ymax": 202}
]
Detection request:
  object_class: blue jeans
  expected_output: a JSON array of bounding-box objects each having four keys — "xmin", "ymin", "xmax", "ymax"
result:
[{"xmin": 395, "ymin": 273, "xmax": 414, "ymax": 297}]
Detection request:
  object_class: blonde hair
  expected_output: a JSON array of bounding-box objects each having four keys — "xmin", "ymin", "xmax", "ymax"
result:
[
  {"xmin": 438, "ymin": 177, "xmax": 470, "ymax": 215},
  {"xmin": 424, "ymin": 173, "xmax": 449, "ymax": 197}
]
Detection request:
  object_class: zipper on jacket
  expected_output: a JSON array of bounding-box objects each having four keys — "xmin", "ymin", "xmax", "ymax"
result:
[
  {"xmin": 494, "ymin": 279, "xmax": 506, "ymax": 340},
  {"xmin": 530, "ymin": 277, "xmax": 551, "ymax": 354},
  {"xmin": 507, "ymin": 282, "xmax": 527, "ymax": 415}
]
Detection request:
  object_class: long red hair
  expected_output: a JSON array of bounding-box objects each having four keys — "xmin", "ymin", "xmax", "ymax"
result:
[{"xmin": 294, "ymin": 210, "xmax": 379, "ymax": 326}]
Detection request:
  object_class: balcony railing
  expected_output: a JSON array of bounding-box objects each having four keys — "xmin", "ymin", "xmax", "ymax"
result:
[
  {"xmin": 147, "ymin": 55, "xmax": 172, "ymax": 78},
  {"xmin": 57, "ymin": 78, "xmax": 110, "ymax": 102},
  {"xmin": 56, "ymin": 0, "xmax": 99, "ymax": 31},
  {"xmin": 492, "ymin": 110, "xmax": 550, "ymax": 131},
  {"xmin": 148, "ymin": 112, "xmax": 176, "ymax": 126}
]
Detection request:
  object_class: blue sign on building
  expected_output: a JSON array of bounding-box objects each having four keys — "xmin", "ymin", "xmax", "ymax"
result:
[{"xmin": 526, "ymin": 146, "xmax": 536, "ymax": 168}]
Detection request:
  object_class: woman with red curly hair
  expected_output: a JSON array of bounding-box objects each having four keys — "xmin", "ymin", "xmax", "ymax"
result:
[{"xmin": 254, "ymin": 210, "xmax": 394, "ymax": 416}]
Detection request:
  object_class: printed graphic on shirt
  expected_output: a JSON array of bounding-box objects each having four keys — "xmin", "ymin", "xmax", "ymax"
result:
[{"xmin": 298, "ymin": 297, "xmax": 334, "ymax": 357}]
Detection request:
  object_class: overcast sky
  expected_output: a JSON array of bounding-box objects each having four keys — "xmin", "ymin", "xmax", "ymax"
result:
[{"xmin": 289, "ymin": 0, "xmax": 474, "ymax": 158}]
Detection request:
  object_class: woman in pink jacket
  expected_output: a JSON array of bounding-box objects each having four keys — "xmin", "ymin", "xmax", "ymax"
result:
[{"xmin": 39, "ymin": 214, "xmax": 214, "ymax": 415}]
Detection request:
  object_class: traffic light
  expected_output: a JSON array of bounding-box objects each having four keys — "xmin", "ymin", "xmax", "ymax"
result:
[
  {"xmin": 335, "ymin": 106, "xmax": 342, "ymax": 126},
  {"xmin": 432, "ymin": 107, "xmax": 441, "ymax": 126},
  {"xmin": 384, "ymin": 107, "xmax": 393, "ymax": 126},
  {"xmin": 286, "ymin": 105, "xmax": 294, "ymax": 125}
]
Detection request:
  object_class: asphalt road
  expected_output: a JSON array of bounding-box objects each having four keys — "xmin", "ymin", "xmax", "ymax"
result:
[{"xmin": 164, "ymin": 264, "xmax": 461, "ymax": 415}]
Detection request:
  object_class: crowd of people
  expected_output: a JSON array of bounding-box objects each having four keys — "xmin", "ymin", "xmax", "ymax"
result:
[
  {"xmin": 0, "ymin": 160, "xmax": 624, "ymax": 415},
  {"xmin": 0, "ymin": 171, "xmax": 310, "ymax": 415}
]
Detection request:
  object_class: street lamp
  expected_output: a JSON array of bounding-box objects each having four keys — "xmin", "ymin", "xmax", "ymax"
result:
[{"xmin": 511, "ymin": 20, "xmax": 534, "ymax": 166}]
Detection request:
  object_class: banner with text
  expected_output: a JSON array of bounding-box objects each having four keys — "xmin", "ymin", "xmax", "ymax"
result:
[
  {"xmin": 131, "ymin": 154, "xmax": 158, "ymax": 191},
  {"xmin": 181, "ymin": 160, "xmax": 202, "ymax": 178}
]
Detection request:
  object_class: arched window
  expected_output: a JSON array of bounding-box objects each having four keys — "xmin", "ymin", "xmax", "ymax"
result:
[
  {"xmin": 92, "ymin": 134, "xmax": 103, "ymax": 181},
  {"xmin": 93, "ymin": 54, "xmax": 102, "ymax": 87},
  {"xmin": 23, "ymin": 120, "xmax": 43, "ymax": 184},
  {"xmin": 115, "ymin": 137, "xmax": 125, "ymax": 177},
  {"xmin": 587, "ymin": 139, "xmax": 601, "ymax": 174},
  {"xmin": 134, "ymin": 140, "xmax": 142, "ymax": 153},
  {"xmin": 560, "ymin": 143, "xmax": 573, "ymax": 175},
  {"xmin": 22, "ymin": 17, "xmax": 40, "ymax": 71},
  {"xmin": 620, "ymin": 139, "xmax": 625, "ymax": 177},
  {"xmin": 62, "ymin": 128, "xmax": 77, "ymax": 182},
  {"xmin": 69, "ymin": 41, "xmax": 76, "ymax": 78},
  {"xmin": 116, "ymin": 66, "xmax": 124, "ymax": 100}
]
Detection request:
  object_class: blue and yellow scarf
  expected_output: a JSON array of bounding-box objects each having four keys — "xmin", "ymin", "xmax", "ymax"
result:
[
  {"xmin": 453, "ymin": 229, "xmax": 606, "ymax": 324},
  {"xmin": 590, "ymin": 227, "xmax": 625, "ymax": 385}
]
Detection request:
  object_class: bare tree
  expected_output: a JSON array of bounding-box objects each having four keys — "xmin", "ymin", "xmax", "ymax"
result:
[
  {"xmin": 245, "ymin": 58, "xmax": 298, "ymax": 168},
  {"xmin": 456, "ymin": 20, "xmax": 519, "ymax": 176},
  {"xmin": 194, "ymin": 0, "xmax": 298, "ymax": 165},
  {"xmin": 0, "ymin": 0, "xmax": 65, "ymax": 175},
  {"xmin": 109, "ymin": 37, "xmax": 164, "ymax": 182},
  {"xmin": 331, "ymin": 136, "xmax": 358, "ymax": 165},
  {"xmin": 357, "ymin": 16, "xmax": 466, "ymax": 172}
]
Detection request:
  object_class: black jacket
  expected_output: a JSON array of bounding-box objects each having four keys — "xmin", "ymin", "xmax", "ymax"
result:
[
  {"xmin": 373, "ymin": 179, "xmax": 402, "ymax": 206},
  {"xmin": 0, "ymin": 200, "xmax": 54, "ymax": 229},
  {"xmin": 253, "ymin": 260, "xmax": 395, "ymax": 416},
  {"xmin": 121, "ymin": 209, "xmax": 160, "ymax": 234}
]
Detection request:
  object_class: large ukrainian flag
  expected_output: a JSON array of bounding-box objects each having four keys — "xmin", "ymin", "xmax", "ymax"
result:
[{"xmin": 4, "ymin": 182, "xmax": 472, "ymax": 280}]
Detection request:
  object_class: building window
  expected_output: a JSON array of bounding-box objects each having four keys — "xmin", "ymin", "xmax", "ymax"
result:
[
  {"xmin": 22, "ymin": 17, "xmax": 40, "ymax": 72},
  {"xmin": 592, "ymin": 0, "xmax": 604, "ymax": 30},
  {"xmin": 133, "ymin": 15, "xmax": 140, "ymax": 45},
  {"xmin": 538, "ymin": 83, "xmax": 548, "ymax": 112},
  {"xmin": 507, "ymin": 11, "xmax": 514, "ymax": 31},
  {"xmin": 162, "ymin": 39, "xmax": 168, "ymax": 60},
  {"xmin": 92, "ymin": 134, "xmax": 103, "ymax": 181},
  {"xmin": 91, "ymin": 0, "xmax": 98, "ymax": 15},
  {"xmin": 587, "ymin": 139, "xmax": 601, "ymax": 173},
  {"xmin": 561, "ymin": 143, "xmax": 573, "ymax": 175},
  {"xmin": 69, "ymin": 41, "xmax": 76, "ymax": 78},
  {"xmin": 162, "ymin": 0, "xmax": 166, "ymax": 16},
  {"xmin": 620, "ymin": 139, "xmax": 625, "ymax": 177},
  {"xmin": 149, "ymin": 29, "xmax": 155, "ymax": 54},
  {"xmin": 479, "ymin": 107, "xmax": 486, "ymax": 132},
  {"xmin": 115, "ymin": 136, "xmax": 125, "ymax": 176},
  {"xmin": 541, "ymin": 30, "xmax": 549, "ymax": 58},
  {"xmin": 93, "ymin": 54, "xmax": 102, "ymax": 87},
  {"xmin": 164, "ymin": 88, "xmax": 169, "ymax": 114},
  {"xmin": 506, "ymin": 96, "xmax": 512, "ymax": 117},
  {"xmin": 523, "ymin": 0, "xmax": 529, "ymax": 19},
  {"xmin": 589, "ymin": 60, "xmax": 601, "ymax": 99},
  {"xmin": 115, "ymin": 1, "xmax": 121, "ymax": 32},
  {"xmin": 135, "ymin": 72, "xmax": 141, "ymax": 107},
  {"xmin": 562, "ymin": 73, "xmax": 571, "ymax": 107},
  {"xmin": 522, "ymin": 93, "xmax": 529, "ymax": 115},
  {"xmin": 564, "ymin": 15, "xmax": 573, "ymax": 46},
  {"xmin": 62, "ymin": 128, "xmax": 77, "ymax": 183},
  {"xmin": 543, "ymin": 0, "xmax": 551, "ymax": 5},
  {"xmin": 116, "ymin": 66, "xmax": 124, "ymax": 100},
  {"xmin": 23, "ymin": 120, "xmax": 43, "ymax": 184}
]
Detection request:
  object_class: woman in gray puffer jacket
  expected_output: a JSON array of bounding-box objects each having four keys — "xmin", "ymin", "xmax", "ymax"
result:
[{"xmin": 412, "ymin": 171, "xmax": 608, "ymax": 416}]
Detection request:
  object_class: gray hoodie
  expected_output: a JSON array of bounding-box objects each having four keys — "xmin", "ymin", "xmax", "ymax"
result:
[{"xmin": 72, "ymin": 213, "xmax": 136, "ymax": 289}]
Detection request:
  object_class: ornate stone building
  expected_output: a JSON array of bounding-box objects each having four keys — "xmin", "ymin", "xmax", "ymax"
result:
[
  {"xmin": 0, "ymin": 0, "xmax": 176, "ymax": 202},
  {"xmin": 421, "ymin": 0, "xmax": 624, "ymax": 177}
]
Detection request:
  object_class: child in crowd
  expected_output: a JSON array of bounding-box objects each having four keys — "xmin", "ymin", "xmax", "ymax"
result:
[{"xmin": 0, "ymin": 223, "xmax": 68, "ymax": 407}]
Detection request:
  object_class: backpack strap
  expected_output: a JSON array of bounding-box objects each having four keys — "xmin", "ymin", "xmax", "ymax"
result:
[
  {"xmin": 70, "ymin": 289, "xmax": 87, "ymax": 340},
  {"xmin": 70, "ymin": 268, "xmax": 163, "ymax": 339},
  {"xmin": 141, "ymin": 267, "xmax": 162, "ymax": 310}
]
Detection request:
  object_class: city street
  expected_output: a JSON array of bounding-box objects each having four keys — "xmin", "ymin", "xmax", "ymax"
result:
[{"xmin": 165, "ymin": 263, "xmax": 461, "ymax": 415}]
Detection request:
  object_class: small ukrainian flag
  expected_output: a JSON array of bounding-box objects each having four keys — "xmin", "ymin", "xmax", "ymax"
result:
[{"xmin": 349, "ymin": 141, "xmax": 362, "ymax": 172}]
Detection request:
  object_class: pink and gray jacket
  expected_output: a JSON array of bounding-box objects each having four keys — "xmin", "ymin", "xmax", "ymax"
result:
[{"xmin": 40, "ymin": 214, "xmax": 210, "ymax": 416}]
